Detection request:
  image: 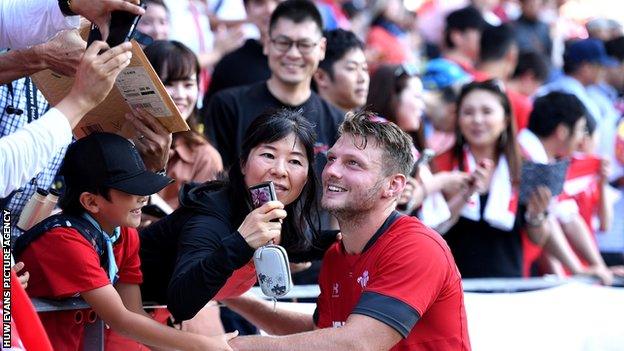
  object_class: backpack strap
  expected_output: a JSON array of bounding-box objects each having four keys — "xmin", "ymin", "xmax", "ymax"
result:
[
  {"xmin": 13, "ymin": 213, "xmax": 110, "ymax": 271},
  {"xmin": 0, "ymin": 190, "xmax": 17, "ymax": 210}
]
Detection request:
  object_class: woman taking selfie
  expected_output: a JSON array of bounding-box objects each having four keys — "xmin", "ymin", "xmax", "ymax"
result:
[
  {"xmin": 432, "ymin": 80, "xmax": 551, "ymax": 278},
  {"xmin": 139, "ymin": 109, "xmax": 331, "ymax": 327}
]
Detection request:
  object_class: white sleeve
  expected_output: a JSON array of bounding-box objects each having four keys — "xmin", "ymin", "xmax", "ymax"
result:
[
  {"xmin": 0, "ymin": 108, "xmax": 73, "ymax": 197},
  {"xmin": 551, "ymin": 199, "xmax": 579, "ymax": 224},
  {"xmin": 0, "ymin": 0, "xmax": 80, "ymax": 49}
]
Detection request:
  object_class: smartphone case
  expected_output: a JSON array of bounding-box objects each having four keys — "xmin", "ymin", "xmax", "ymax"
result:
[{"xmin": 254, "ymin": 244, "xmax": 292, "ymax": 298}]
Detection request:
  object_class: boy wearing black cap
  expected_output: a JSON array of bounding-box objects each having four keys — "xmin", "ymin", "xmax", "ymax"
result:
[{"xmin": 15, "ymin": 133, "xmax": 236, "ymax": 351}]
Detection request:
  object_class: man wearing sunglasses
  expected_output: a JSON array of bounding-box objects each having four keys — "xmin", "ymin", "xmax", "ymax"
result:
[{"xmin": 202, "ymin": 0, "xmax": 343, "ymax": 174}]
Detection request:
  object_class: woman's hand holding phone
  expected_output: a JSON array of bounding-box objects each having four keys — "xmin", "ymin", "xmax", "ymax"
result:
[
  {"xmin": 469, "ymin": 159, "xmax": 494, "ymax": 195},
  {"xmin": 238, "ymin": 201, "xmax": 287, "ymax": 249}
]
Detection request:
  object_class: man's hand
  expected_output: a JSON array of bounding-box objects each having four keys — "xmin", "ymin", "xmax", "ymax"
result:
[
  {"xmin": 290, "ymin": 262, "xmax": 312, "ymax": 273},
  {"xmin": 438, "ymin": 171, "xmax": 472, "ymax": 194},
  {"xmin": 526, "ymin": 186, "xmax": 551, "ymax": 220},
  {"xmin": 599, "ymin": 157, "xmax": 611, "ymax": 184},
  {"xmin": 12, "ymin": 262, "xmax": 29, "ymax": 290},
  {"xmin": 34, "ymin": 29, "xmax": 86, "ymax": 76},
  {"xmin": 125, "ymin": 108, "xmax": 172, "ymax": 172},
  {"xmin": 69, "ymin": 0, "xmax": 145, "ymax": 41},
  {"xmin": 582, "ymin": 264, "xmax": 614, "ymax": 286},
  {"xmin": 398, "ymin": 176, "xmax": 418, "ymax": 207},
  {"xmin": 56, "ymin": 41, "xmax": 132, "ymax": 128},
  {"xmin": 212, "ymin": 24, "xmax": 246, "ymax": 57}
]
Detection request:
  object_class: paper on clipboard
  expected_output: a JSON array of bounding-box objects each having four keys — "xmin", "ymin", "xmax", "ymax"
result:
[{"xmin": 31, "ymin": 40, "xmax": 189, "ymax": 139}]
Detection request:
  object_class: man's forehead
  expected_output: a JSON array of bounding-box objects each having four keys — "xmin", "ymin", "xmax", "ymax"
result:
[
  {"xmin": 270, "ymin": 18, "xmax": 322, "ymax": 36},
  {"xmin": 330, "ymin": 134, "xmax": 383, "ymax": 159},
  {"xmin": 339, "ymin": 48, "xmax": 367, "ymax": 64}
]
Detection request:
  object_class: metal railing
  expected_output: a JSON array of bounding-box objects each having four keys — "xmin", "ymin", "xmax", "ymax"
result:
[{"xmin": 31, "ymin": 276, "xmax": 623, "ymax": 350}]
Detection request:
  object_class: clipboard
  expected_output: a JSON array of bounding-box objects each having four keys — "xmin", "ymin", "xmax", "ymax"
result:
[{"xmin": 31, "ymin": 39, "xmax": 189, "ymax": 139}]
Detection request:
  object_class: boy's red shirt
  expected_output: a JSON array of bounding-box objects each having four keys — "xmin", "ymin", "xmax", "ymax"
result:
[{"xmin": 20, "ymin": 226, "xmax": 144, "ymax": 351}]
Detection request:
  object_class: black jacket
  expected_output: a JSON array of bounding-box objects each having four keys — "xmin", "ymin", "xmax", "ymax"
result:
[{"xmin": 139, "ymin": 182, "xmax": 335, "ymax": 321}]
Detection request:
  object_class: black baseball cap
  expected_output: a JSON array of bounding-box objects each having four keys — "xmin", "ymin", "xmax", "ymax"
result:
[
  {"xmin": 61, "ymin": 132, "xmax": 172, "ymax": 196},
  {"xmin": 564, "ymin": 38, "xmax": 618, "ymax": 67},
  {"xmin": 445, "ymin": 5, "xmax": 487, "ymax": 32}
]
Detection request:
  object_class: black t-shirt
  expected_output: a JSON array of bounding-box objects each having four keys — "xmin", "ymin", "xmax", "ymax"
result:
[
  {"xmin": 443, "ymin": 193, "xmax": 524, "ymax": 278},
  {"xmin": 201, "ymin": 81, "xmax": 344, "ymax": 171},
  {"xmin": 203, "ymin": 39, "xmax": 270, "ymax": 104}
]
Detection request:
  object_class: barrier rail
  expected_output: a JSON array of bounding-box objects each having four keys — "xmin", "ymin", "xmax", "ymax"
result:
[{"xmin": 31, "ymin": 276, "xmax": 623, "ymax": 350}]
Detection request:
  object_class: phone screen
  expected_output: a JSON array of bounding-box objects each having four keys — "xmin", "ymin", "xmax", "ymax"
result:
[{"xmin": 248, "ymin": 181, "xmax": 277, "ymax": 208}]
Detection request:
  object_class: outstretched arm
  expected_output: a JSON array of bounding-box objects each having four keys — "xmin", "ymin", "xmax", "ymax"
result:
[
  {"xmin": 222, "ymin": 294, "xmax": 315, "ymax": 335},
  {"xmin": 229, "ymin": 313, "xmax": 401, "ymax": 351},
  {"xmin": 82, "ymin": 284, "xmax": 236, "ymax": 351}
]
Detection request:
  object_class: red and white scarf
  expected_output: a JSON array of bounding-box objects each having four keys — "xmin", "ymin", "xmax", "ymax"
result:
[{"xmin": 459, "ymin": 148, "xmax": 518, "ymax": 231}]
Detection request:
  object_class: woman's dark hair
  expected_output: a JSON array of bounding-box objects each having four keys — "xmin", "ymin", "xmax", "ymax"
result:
[
  {"xmin": 453, "ymin": 80, "xmax": 522, "ymax": 185},
  {"xmin": 366, "ymin": 64, "xmax": 425, "ymax": 151},
  {"xmin": 144, "ymin": 40, "xmax": 206, "ymax": 148},
  {"xmin": 228, "ymin": 109, "xmax": 320, "ymax": 253}
]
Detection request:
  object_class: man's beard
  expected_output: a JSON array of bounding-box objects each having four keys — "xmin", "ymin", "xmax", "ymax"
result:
[{"xmin": 322, "ymin": 179, "xmax": 384, "ymax": 220}]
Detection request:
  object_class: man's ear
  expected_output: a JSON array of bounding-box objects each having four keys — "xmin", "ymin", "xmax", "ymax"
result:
[
  {"xmin": 263, "ymin": 38, "xmax": 270, "ymax": 56},
  {"xmin": 449, "ymin": 30, "xmax": 462, "ymax": 49},
  {"xmin": 554, "ymin": 123, "xmax": 570, "ymax": 141},
  {"xmin": 240, "ymin": 160, "xmax": 246, "ymax": 176},
  {"xmin": 314, "ymin": 69, "xmax": 331, "ymax": 89},
  {"xmin": 318, "ymin": 37, "xmax": 327, "ymax": 61},
  {"xmin": 382, "ymin": 174, "xmax": 407, "ymax": 199},
  {"xmin": 79, "ymin": 192, "xmax": 100, "ymax": 214}
]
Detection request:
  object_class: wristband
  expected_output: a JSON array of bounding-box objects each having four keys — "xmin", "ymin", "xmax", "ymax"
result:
[{"xmin": 58, "ymin": 0, "xmax": 77, "ymax": 16}]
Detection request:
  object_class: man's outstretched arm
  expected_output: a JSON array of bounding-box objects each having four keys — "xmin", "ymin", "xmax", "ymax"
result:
[
  {"xmin": 228, "ymin": 313, "xmax": 402, "ymax": 351},
  {"xmin": 222, "ymin": 294, "xmax": 315, "ymax": 336}
]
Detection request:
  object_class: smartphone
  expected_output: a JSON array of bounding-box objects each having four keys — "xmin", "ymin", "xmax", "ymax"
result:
[
  {"xmin": 248, "ymin": 181, "xmax": 278, "ymax": 209},
  {"xmin": 87, "ymin": 1, "xmax": 146, "ymax": 48}
]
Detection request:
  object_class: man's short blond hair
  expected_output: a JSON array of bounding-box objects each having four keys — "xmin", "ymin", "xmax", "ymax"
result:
[{"xmin": 339, "ymin": 111, "xmax": 415, "ymax": 176}]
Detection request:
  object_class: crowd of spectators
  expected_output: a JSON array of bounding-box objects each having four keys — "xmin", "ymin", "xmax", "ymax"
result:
[{"xmin": 3, "ymin": 0, "xmax": 624, "ymax": 349}]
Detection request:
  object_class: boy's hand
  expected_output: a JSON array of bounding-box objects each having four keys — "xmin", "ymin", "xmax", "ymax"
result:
[
  {"xmin": 213, "ymin": 330, "xmax": 238, "ymax": 351},
  {"xmin": 12, "ymin": 262, "xmax": 29, "ymax": 290},
  {"xmin": 125, "ymin": 108, "xmax": 172, "ymax": 172}
]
